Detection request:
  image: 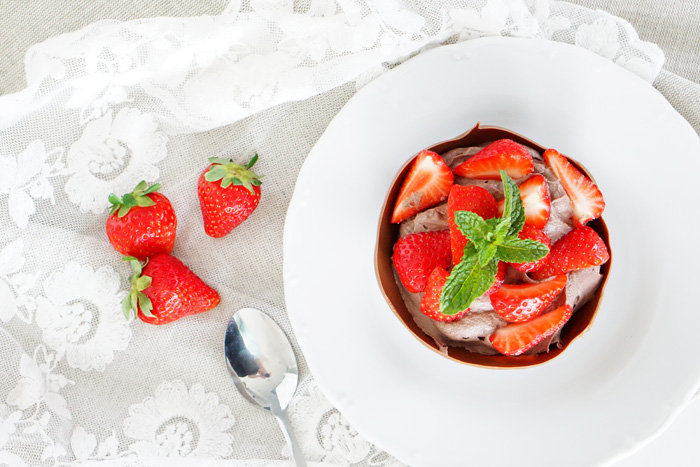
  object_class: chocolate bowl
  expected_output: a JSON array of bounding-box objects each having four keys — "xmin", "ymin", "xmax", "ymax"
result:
[{"xmin": 374, "ymin": 123, "xmax": 611, "ymax": 368}]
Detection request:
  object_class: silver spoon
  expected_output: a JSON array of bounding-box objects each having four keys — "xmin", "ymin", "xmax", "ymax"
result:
[{"xmin": 224, "ymin": 307, "xmax": 307, "ymax": 467}]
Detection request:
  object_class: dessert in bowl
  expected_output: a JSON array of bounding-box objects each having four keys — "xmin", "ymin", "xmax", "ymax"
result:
[{"xmin": 375, "ymin": 123, "xmax": 611, "ymax": 368}]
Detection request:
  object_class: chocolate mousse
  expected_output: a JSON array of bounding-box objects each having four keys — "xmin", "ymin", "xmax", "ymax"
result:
[{"xmin": 375, "ymin": 124, "xmax": 611, "ymax": 368}]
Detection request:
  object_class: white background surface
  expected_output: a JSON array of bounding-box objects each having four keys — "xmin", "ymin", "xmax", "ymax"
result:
[{"xmin": 1, "ymin": 2, "xmax": 699, "ymax": 466}]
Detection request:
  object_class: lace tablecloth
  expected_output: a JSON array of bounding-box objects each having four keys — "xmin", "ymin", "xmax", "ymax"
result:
[{"xmin": 0, "ymin": 1, "xmax": 697, "ymax": 466}]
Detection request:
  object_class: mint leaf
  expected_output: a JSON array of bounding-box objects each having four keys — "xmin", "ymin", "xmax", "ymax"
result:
[
  {"xmin": 500, "ymin": 170, "xmax": 525, "ymax": 237},
  {"xmin": 495, "ymin": 237, "xmax": 549, "ymax": 263},
  {"xmin": 440, "ymin": 244, "xmax": 497, "ymax": 315},
  {"xmin": 477, "ymin": 243, "xmax": 497, "ymax": 267},
  {"xmin": 493, "ymin": 217, "xmax": 511, "ymax": 243},
  {"xmin": 454, "ymin": 211, "xmax": 491, "ymax": 243}
]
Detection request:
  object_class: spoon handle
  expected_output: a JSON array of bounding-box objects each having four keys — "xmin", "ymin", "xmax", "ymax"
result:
[{"xmin": 273, "ymin": 408, "xmax": 308, "ymax": 467}]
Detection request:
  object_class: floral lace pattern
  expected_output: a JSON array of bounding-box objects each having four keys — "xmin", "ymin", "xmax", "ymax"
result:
[
  {"xmin": 123, "ymin": 381, "xmax": 235, "ymax": 458},
  {"xmin": 64, "ymin": 108, "xmax": 168, "ymax": 214},
  {"xmin": 0, "ymin": 1, "xmax": 665, "ymax": 465},
  {"xmin": 35, "ymin": 262, "xmax": 131, "ymax": 372},
  {"xmin": 0, "ymin": 142, "xmax": 66, "ymax": 229}
]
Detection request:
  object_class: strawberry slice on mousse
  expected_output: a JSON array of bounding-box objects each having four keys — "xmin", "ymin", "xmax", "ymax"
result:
[
  {"xmin": 490, "ymin": 304, "xmax": 572, "ymax": 356},
  {"xmin": 530, "ymin": 226, "xmax": 609, "ymax": 280},
  {"xmin": 454, "ymin": 139, "xmax": 534, "ymax": 180},
  {"xmin": 544, "ymin": 149, "xmax": 605, "ymax": 227},
  {"xmin": 490, "ymin": 274, "xmax": 567, "ymax": 323},
  {"xmin": 420, "ymin": 267, "xmax": 469, "ymax": 321},
  {"xmin": 391, "ymin": 150, "xmax": 454, "ymax": 224},
  {"xmin": 392, "ymin": 230, "xmax": 452, "ymax": 293},
  {"xmin": 496, "ymin": 173, "xmax": 551, "ymax": 229}
]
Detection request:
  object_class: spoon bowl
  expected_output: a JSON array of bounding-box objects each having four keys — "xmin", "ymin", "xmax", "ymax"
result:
[{"xmin": 224, "ymin": 308, "xmax": 307, "ymax": 466}]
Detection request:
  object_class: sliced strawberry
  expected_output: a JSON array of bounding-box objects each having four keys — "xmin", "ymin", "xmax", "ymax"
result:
[
  {"xmin": 544, "ymin": 149, "xmax": 605, "ymax": 227},
  {"xmin": 421, "ymin": 267, "xmax": 469, "ymax": 321},
  {"xmin": 391, "ymin": 150, "xmax": 454, "ymax": 223},
  {"xmin": 485, "ymin": 261, "xmax": 507, "ymax": 296},
  {"xmin": 490, "ymin": 305, "xmax": 572, "ymax": 356},
  {"xmin": 453, "ymin": 139, "xmax": 534, "ymax": 180},
  {"xmin": 509, "ymin": 225, "xmax": 551, "ymax": 273},
  {"xmin": 518, "ymin": 174, "xmax": 551, "ymax": 228},
  {"xmin": 496, "ymin": 174, "xmax": 551, "ymax": 229},
  {"xmin": 447, "ymin": 185, "xmax": 497, "ymax": 264},
  {"xmin": 490, "ymin": 274, "xmax": 566, "ymax": 323},
  {"xmin": 393, "ymin": 230, "xmax": 452, "ymax": 293},
  {"xmin": 530, "ymin": 226, "xmax": 609, "ymax": 280}
]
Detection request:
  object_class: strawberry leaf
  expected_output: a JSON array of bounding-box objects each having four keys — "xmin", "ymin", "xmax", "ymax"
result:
[
  {"xmin": 122, "ymin": 194, "xmax": 137, "ymax": 208},
  {"xmin": 135, "ymin": 197, "xmax": 156, "ymax": 207},
  {"xmin": 205, "ymin": 166, "xmax": 227, "ymax": 182},
  {"xmin": 135, "ymin": 276, "xmax": 152, "ymax": 291},
  {"xmin": 122, "ymin": 296, "xmax": 134, "ymax": 319},
  {"xmin": 221, "ymin": 175, "xmax": 234, "ymax": 188},
  {"xmin": 130, "ymin": 293, "xmax": 138, "ymax": 315},
  {"xmin": 142, "ymin": 183, "xmax": 161, "ymax": 195},
  {"xmin": 124, "ymin": 257, "xmax": 141, "ymax": 275},
  {"xmin": 108, "ymin": 193, "xmax": 121, "ymax": 205},
  {"xmin": 133, "ymin": 180, "xmax": 148, "ymax": 193},
  {"xmin": 245, "ymin": 153, "xmax": 259, "ymax": 169},
  {"xmin": 209, "ymin": 157, "xmax": 232, "ymax": 165},
  {"xmin": 137, "ymin": 292, "xmax": 155, "ymax": 317},
  {"xmin": 203, "ymin": 155, "xmax": 263, "ymax": 191},
  {"xmin": 440, "ymin": 244, "xmax": 497, "ymax": 315},
  {"xmin": 495, "ymin": 237, "xmax": 549, "ymax": 263}
]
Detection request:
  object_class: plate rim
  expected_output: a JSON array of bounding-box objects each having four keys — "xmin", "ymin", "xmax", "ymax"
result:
[{"xmin": 283, "ymin": 36, "xmax": 700, "ymax": 467}]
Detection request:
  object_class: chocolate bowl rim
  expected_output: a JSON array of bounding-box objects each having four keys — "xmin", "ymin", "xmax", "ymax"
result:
[{"xmin": 374, "ymin": 122, "xmax": 612, "ymax": 369}]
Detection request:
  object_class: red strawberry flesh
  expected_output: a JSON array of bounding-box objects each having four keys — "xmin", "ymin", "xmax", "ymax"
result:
[
  {"xmin": 106, "ymin": 186, "xmax": 177, "ymax": 261},
  {"xmin": 490, "ymin": 304, "xmax": 572, "ymax": 356},
  {"xmin": 447, "ymin": 185, "xmax": 497, "ymax": 264},
  {"xmin": 530, "ymin": 226, "xmax": 609, "ymax": 280},
  {"xmin": 420, "ymin": 266, "xmax": 469, "ymax": 321},
  {"xmin": 453, "ymin": 139, "xmax": 534, "ymax": 180},
  {"xmin": 198, "ymin": 155, "xmax": 263, "ymax": 238},
  {"xmin": 132, "ymin": 254, "xmax": 220, "ymax": 325},
  {"xmin": 544, "ymin": 149, "xmax": 604, "ymax": 227},
  {"xmin": 391, "ymin": 150, "xmax": 454, "ymax": 223},
  {"xmin": 393, "ymin": 230, "xmax": 452, "ymax": 293},
  {"xmin": 518, "ymin": 174, "xmax": 551, "ymax": 228},
  {"xmin": 490, "ymin": 274, "xmax": 567, "ymax": 323},
  {"xmin": 485, "ymin": 261, "xmax": 507, "ymax": 296},
  {"xmin": 509, "ymin": 225, "xmax": 551, "ymax": 273}
]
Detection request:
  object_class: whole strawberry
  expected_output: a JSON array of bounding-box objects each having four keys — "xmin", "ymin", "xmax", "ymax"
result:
[
  {"xmin": 198, "ymin": 154, "xmax": 262, "ymax": 238},
  {"xmin": 122, "ymin": 254, "xmax": 220, "ymax": 325},
  {"xmin": 106, "ymin": 181, "xmax": 177, "ymax": 261}
]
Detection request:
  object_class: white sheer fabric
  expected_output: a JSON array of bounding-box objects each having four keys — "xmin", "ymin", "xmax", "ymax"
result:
[{"xmin": 0, "ymin": 1, "xmax": 664, "ymax": 466}]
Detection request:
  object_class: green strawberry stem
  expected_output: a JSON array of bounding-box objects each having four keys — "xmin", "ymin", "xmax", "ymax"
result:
[
  {"xmin": 108, "ymin": 181, "xmax": 161, "ymax": 217},
  {"xmin": 204, "ymin": 154, "xmax": 263, "ymax": 193},
  {"xmin": 121, "ymin": 256, "xmax": 155, "ymax": 319}
]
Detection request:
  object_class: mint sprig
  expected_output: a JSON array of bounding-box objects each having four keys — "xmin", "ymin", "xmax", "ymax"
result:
[
  {"xmin": 440, "ymin": 243, "xmax": 497, "ymax": 315},
  {"xmin": 439, "ymin": 170, "xmax": 549, "ymax": 316}
]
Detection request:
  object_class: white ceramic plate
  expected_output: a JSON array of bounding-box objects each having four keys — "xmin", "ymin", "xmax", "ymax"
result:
[{"xmin": 283, "ymin": 37, "xmax": 700, "ymax": 467}]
